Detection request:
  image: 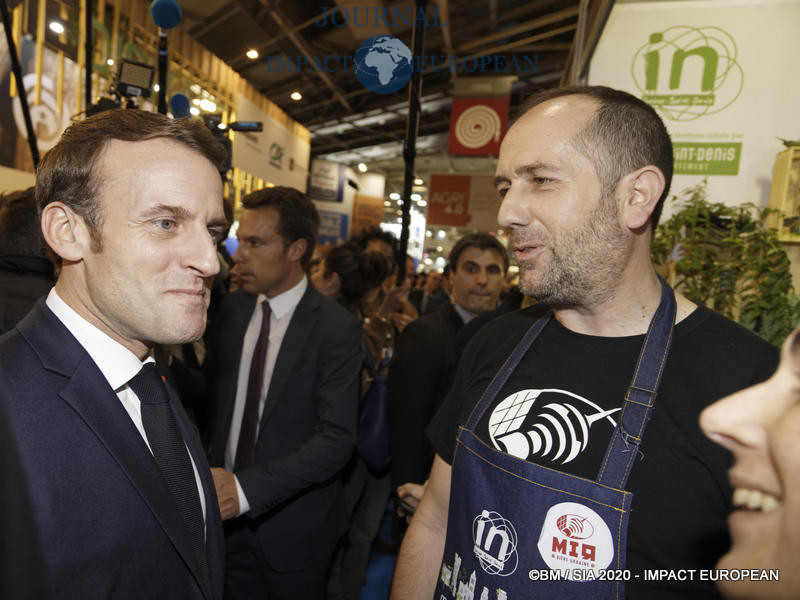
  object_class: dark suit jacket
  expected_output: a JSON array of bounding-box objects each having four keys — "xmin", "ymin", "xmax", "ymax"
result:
[
  {"xmin": 0, "ymin": 395, "xmax": 44, "ymax": 600},
  {"xmin": 389, "ymin": 301, "xmax": 464, "ymax": 487},
  {"xmin": 207, "ymin": 284, "xmax": 361, "ymax": 571},
  {"xmin": 0, "ymin": 301, "xmax": 225, "ymax": 600}
]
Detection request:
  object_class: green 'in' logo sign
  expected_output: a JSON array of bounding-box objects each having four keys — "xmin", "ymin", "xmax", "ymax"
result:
[{"xmin": 631, "ymin": 26, "xmax": 743, "ymax": 121}]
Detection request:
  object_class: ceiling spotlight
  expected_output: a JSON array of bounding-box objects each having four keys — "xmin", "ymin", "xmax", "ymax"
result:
[
  {"xmin": 217, "ymin": 123, "xmax": 227, "ymax": 130},
  {"xmin": 189, "ymin": 106, "xmax": 200, "ymax": 116},
  {"xmin": 437, "ymin": 230, "xmax": 446, "ymax": 239},
  {"xmin": 384, "ymin": 200, "xmax": 391, "ymax": 206},
  {"xmin": 290, "ymin": 91, "xmax": 302, "ymax": 101},
  {"xmin": 199, "ymin": 99, "xmax": 217, "ymax": 112},
  {"xmin": 48, "ymin": 21, "xmax": 65, "ymax": 35},
  {"xmin": 418, "ymin": 200, "xmax": 427, "ymax": 207},
  {"xmin": 411, "ymin": 193, "xmax": 422, "ymax": 201},
  {"xmin": 357, "ymin": 163, "xmax": 367, "ymax": 173},
  {"xmin": 414, "ymin": 178, "xmax": 423, "ymax": 185},
  {"xmin": 246, "ymin": 49, "xmax": 259, "ymax": 60},
  {"xmin": 389, "ymin": 192, "xmax": 400, "ymax": 200},
  {"xmin": 106, "ymin": 59, "xmax": 114, "ymax": 66},
  {"xmin": 153, "ymin": 83, "xmax": 160, "ymax": 92}
]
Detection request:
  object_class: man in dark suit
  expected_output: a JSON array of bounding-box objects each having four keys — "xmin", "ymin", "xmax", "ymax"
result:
[
  {"xmin": 206, "ymin": 187, "xmax": 361, "ymax": 599},
  {"xmin": 0, "ymin": 110, "xmax": 229, "ymax": 599},
  {"xmin": 389, "ymin": 233, "xmax": 508, "ymax": 504}
]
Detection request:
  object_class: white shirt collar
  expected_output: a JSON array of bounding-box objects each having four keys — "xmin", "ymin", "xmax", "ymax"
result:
[
  {"xmin": 45, "ymin": 288, "xmax": 149, "ymax": 391},
  {"xmin": 452, "ymin": 300, "xmax": 477, "ymax": 325},
  {"xmin": 258, "ymin": 275, "xmax": 307, "ymax": 319}
]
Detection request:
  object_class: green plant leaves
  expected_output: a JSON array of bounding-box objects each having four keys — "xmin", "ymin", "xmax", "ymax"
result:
[{"xmin": 653, "ymin": 179, "xmax": 800, "ymax": 346}]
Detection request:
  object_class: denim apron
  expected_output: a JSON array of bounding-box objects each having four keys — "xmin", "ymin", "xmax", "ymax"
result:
[{"xmin": 434, "ymin": 277, "xmax": 676, "ymax": 600}]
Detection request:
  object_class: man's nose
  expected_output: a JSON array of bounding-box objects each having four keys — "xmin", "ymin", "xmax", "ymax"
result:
[
  {"xmin": 187, "ymin": 229, "xmax": 220, "ymax": 277},
  {"xmin": 497, "ymin": 185, "xmax": 530, "ymax": 229}
]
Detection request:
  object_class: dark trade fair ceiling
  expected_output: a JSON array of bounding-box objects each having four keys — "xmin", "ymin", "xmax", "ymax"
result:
[{"xmin": 176, "ymin": 0, "xmax": 609, "ymax": 183}]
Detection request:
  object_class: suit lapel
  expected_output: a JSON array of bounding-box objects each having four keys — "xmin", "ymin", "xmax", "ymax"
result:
[
  {"xmin": 58, "ymin": 369, "xmax": 211, "ymax": 598},
  {"xmin": 260, "ymin": 285, "xmax": 321, "ymax": 426},
  {"xmin": 444, "ymin": 301, "xmax": 465, "ymax": 331},
  {"xmin": 20, "ymin": 303, "xmax": 212, "ymax": 599}
]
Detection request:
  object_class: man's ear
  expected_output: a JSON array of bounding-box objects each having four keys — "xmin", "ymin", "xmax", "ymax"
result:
[
  {"xmin": 286, "ymin": 238, "xmax": 308, "ymax": 264},
  {"xmin": 41, "ymin": 202, "xmax": 93, "ymax": 262},
  {"xmin": 617, "ymin": 166, "xmax": 666, "ymax": 231}
]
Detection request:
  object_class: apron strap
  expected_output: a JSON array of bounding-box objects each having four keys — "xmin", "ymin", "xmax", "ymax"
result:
[
  {"xmin": 465, "ymin": 310, "xmax": 553, "ymax": 431},
  {"xmin": 596, "ymin": 276, "xmax": 677, "ymax": 488}
]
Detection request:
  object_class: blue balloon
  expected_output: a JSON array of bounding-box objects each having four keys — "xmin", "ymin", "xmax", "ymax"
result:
[
  {"xmin": 223, "ymin": 237, "xmax": 239, "ymax": 257},
  {"xmin": 150, "ymin": 0, "xmax": 182, "ymax": 29},
  {"xmin": 170, "ymin": 93, "xmax": 191, "ymax": 118}
]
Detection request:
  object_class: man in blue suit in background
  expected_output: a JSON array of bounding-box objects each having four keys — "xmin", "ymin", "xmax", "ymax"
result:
[{"xmin": 0, "ymin": 109, "xmax": 229, "ymax": 599}]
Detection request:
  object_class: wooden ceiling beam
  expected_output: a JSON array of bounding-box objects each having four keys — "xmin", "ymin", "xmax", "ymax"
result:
[
  {"xmin": 457, "ymin": 5, "xmax": 579, "ymax": 52},
  {"xmin": 261, "ymin": 2, "xmax": 353, "ymax": 112}
]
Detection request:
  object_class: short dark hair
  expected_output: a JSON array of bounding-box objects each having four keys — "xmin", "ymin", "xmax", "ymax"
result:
[
  {"xmin": 323, "ymin": 243, "xmax": 391, "ymax": 309},
  {"xmin": 241, "ymin": 186, "xmax": 319, "ymax": 269},
  {"xmin": 352, "ymin": 226, "xmax": 398, "ymax": 261},
  {"xmin": 36, "ymin": 109, "xmax": 227, "ymax": 250},
  {"xmin": 518, "ymin": 85, "xmax": 673, "ymax": 229},
  {"xmin": 448, "ymin": 233, "xmax": 509, "ymax": 273},
  {"xmin": 0, "ymin": 187, "xmax": 47, "ymax": 257}
]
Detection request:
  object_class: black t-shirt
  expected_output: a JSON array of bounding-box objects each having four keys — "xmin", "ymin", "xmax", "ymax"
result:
[{"xmin": 427, "ymin": 303, "xmax": 779, "ymax": 599}]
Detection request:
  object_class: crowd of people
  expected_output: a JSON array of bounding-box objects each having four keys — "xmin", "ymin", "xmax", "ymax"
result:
[{"xmin": 1, "ymin": 85, "xmax": 798, "ymax": 600}]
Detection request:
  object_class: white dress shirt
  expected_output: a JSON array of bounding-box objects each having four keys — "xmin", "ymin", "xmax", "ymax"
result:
[
  {"xmin": 226, "ymin": 276, "xmax": 308, "ymax": 514},
  {"xmin": 45, "ymin": 288, "xmax": 207, "ymax": 527},
  {"xmin": 453, "ymin": 300, "xmax": 477, "ymax": 325}
]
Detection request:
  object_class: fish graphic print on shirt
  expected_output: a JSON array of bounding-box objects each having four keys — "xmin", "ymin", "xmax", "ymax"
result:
[{"xmin": 488, "ymin": 389, "xmax": 620, "ymax": 465}]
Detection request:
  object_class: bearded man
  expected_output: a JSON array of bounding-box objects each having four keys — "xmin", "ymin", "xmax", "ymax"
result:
[{"xmin": 390, "ymin": 86, "xmax": 778, "ymax": 600}]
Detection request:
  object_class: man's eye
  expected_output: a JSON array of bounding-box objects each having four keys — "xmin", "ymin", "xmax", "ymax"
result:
[
  {"xmin": 497, "ymin": 187, "xmax": 509, "ymax": 198},
  {"xmin": 155, "ymin": 219, "xmax": 176, "ymax": 230},
  {"xmin": 209, "ymin": 228, "xmax": 224, "ymax": 243},
  {"xmin": 533, "ymin": 177, "xmax": 553, "ymax": 185}
]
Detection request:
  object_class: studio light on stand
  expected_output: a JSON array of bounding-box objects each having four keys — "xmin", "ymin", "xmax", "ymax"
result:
[{"xmin": 87, "ymin": 58, "xmax": 155, "ymax": 115}]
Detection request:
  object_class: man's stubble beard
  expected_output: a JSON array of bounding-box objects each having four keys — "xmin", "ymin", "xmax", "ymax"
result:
[{"xmin": 516, "ymin": 195, "xmax": 629, "ymax": 309}]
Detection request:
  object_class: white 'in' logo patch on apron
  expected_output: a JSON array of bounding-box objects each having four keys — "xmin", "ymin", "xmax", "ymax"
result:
[
  {"xmin": 537, "ymin": 502, "xmax": 614, "ymax": 579},
  {"xmin": 472, "ymin": 510, "xmax": 519, "ymax": 576}
]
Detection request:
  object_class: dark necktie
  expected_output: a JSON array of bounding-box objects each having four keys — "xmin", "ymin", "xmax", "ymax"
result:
[
  {"xmin": 128, "ymin": 363, "xmax": 207, "ymax": 577},
  {"xmin": 234, "ymin": 300, "xmax": 271, "ymax": 471}
]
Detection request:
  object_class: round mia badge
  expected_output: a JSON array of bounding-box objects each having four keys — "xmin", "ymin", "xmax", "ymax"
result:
[{"xmin": 536, "ymin": 502, "xmax": 614, "ymax": 580}]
